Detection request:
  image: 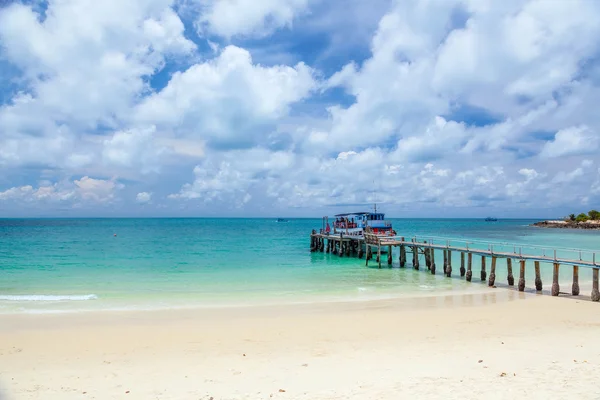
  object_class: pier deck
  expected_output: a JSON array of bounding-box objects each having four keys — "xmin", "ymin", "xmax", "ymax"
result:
[{"xmin": 309, "ymin": 231, "xmax": 600, "ymax": 302}]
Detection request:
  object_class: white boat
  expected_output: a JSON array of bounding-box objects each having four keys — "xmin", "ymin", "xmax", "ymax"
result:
[{"xmin": 320, "ymin": 206, "xmax": 396, "ymax": 238}]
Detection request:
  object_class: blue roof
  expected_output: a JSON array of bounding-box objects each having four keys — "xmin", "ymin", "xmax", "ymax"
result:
[{"xmin": 334, "ymin": 212, "xmax": 383, "ymax": 217}]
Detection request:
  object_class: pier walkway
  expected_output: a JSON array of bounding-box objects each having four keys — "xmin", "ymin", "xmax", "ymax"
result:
[{"xmin": 309, "ymin": 231, "xmax": 600, "ymax": 302}]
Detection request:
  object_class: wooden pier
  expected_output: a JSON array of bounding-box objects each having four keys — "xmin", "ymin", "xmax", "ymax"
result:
[{"xmin": 310, "ymin": 230, "xmax": 600, "ymax": 302}]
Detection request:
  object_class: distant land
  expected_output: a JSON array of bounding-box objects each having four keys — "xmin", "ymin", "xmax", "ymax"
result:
[{"xmin": 533, "ymin": 210, "xmax": 600, "ymax": 229}]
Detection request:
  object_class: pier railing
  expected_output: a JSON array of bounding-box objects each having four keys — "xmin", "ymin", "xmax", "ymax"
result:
[{"xmin": 310, "ymin": 231, "xmax": 600, "ymax": 302}]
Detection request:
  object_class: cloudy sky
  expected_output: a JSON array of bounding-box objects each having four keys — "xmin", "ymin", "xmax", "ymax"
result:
[{"xmin": 1, "ymin": 0, "xmax": 599, "ymax": 218}]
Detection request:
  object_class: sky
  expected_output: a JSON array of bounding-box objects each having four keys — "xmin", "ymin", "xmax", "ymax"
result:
[{"xmin": 1, "ymin": 0, "xmax": 600, "ymax": 218}]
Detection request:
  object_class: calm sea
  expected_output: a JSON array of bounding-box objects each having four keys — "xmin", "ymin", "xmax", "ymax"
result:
[{"xmin": 1, "ymin": 218, "xmax": 599, "ymax": 314}]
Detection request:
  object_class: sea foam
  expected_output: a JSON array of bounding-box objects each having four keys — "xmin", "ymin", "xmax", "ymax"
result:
[{"xmin": 0, "ymin": 294, "xmax": 98, "ymax": 302}]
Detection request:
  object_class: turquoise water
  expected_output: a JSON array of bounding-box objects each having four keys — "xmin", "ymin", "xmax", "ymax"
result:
[{"xmin": 1, "ymin": 218, "xmax": 599, "ymax": 314}]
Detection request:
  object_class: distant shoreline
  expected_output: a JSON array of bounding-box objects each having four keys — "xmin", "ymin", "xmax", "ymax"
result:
[{"xmin": 532, "ymin": 220, "xmax": 600, "ymax": 230}]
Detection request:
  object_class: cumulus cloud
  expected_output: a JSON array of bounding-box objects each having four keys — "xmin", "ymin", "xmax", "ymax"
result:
[
  {"xmin": 194, "ymin": 0, "xmax": 309, "ymax": 38},
  {"xmin": 136, "ymin": 192, "xmax": 153, "ymax": 203},
  {"xmin": 0, "ymin": 177, "xmax": 123, "ymax": 204},
  {"xmin": 0, "ymin": 0, "xmax": 194, "ymax": 174},
  {"xmin": 135, "ymin": 45, "xmax": 316, "ymax": 149},
  {"xmin": 539, "ymin": 126, "xmax": 599, "ymax": 158}
]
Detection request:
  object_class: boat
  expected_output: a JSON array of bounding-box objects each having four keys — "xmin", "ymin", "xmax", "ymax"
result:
[
  {"xmin": 276, "ymin": 218, "xmax": 289, "ymax": 223},
  {"xmin": 484, "ymin": 217, "xmax": 498, "ymax": 222},
  {"xmin": 322, "ymin": 204, "xmax": 395, "ymax": 238}
]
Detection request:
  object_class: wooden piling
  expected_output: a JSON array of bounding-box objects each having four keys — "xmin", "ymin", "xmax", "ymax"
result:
[
  {"xmin": 388, "ymin": 245, "xmax": 392, "ymax": 266},
  {"xmin": 551, "ymin": 263, "xmax": 560, "ymax": 296},
  {"xmin": 480, "ymin": 256, "xmax": 486, "ymax": 281},
  {"xmin": 377, "ymin": 245, "xmax": 382, "ymax": 269},
  {"xmin": 413, "ymin": 246, "xmax": 420, "ymax": 270},
  {"xmin": 443, "ymin": 249, "xmax": 447, "ymax": 274},
  {"xmin": 592, "ymin": 268, "xmax": 600, "ymax": 302},
  {"xmin": 507, "ymin": 259, "xmax": 514, "ymax": 286},
  {"xmin": 466, "ymin": 253, "xmax": 472, "ymax": 282},
  {"xmin": 534, "ymin": 261, "xmax": 542, "ymax": 291},
  {"xmin": 572, "ymin": 265, "xmax": 580, "ymax": 296},
  {"xmin": 365, "ymin": 245, "xmax": 370, "ymax": 267},
  {"xmin": 319, "ymin": 238, "xmax": 324, "ymax": 252},
  {"xmin": 446, "ymin": 250, "xmax": 452, "ymax": 277},
  {"xmin": 430, "ymin": 248, "xmax": 436, "ymax": 274},
  {"xmin": 489, "ymin": 256, "xmax": 496, "ymax": 287},
  {"xmin": 399, "ymin": 238, "xmax": 406, "ymax": 267},
  {"xmin": 518, "ymin": 260, "xmax": 526, "ymax": 292},
  {"xmin": 326, "ymin": 238, "xmax": 331, "ymax": 254},
  {"xmin": 460, "ymin": 252, "xmax": 465, "ymax": 277}
]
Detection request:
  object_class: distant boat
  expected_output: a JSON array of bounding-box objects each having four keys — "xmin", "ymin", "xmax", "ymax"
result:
[
  {"xmin": 485, "ymin": 217, "xmax": 498, "ymax": 222},
  {"xmin": 276, "ymin": 218, "xmax": 289, "ymax": 223}
]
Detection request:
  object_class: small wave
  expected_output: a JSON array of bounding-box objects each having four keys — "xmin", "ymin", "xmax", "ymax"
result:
[{"xmin": 0, "ymin": 294, "xmax": 98, "ymax": 302}]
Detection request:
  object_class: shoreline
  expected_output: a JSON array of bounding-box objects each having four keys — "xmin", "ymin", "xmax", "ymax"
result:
[
  {"xmin": 1, "ymin": 277, "xmax": 596, "ymax": 316},
  {"xmin": 2, "ymin": 291, "xmax": 600, "ymax": 399},
  {"xmin": 532, "ymin": 220, "xmax": 600, "ymax": 229}
]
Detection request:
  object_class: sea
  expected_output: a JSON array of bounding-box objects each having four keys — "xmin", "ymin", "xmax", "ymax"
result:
[{"xmin": 1, "ymin": 218, "xmax": 599, "ymax": 314}]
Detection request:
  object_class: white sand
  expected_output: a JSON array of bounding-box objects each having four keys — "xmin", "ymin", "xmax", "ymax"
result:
[{"xmin": 1, "ymin": 291, "xmax": 600, "ymax": 399}]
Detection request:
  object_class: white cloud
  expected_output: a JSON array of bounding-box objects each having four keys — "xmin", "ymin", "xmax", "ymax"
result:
[
  {"xmin": 540, "ymin": 125, "xmax": 599, "ymax": 158},
  {"xmin": 0, "ymin": 177, "xmax": 122, "ymax": 204},
  {"xmin": 102, "ymin": 126, "xmax": 167, "ymax": 173},
  {"xmin": 136, "ymin": 192, "xmax": 153, "ymax": 203},
  {"xmin": 135, "ymin": 45, "xmax": 316, "ymax": 149},
  {"xmin": 195, "ymin": 0, "xmax": 309, "ymax": 38}
]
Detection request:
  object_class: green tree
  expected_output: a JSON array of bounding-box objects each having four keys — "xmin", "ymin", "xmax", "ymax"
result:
[
  {"xmin": 569, "ymin": 214, "xmax": 576, "ymax": 222},
  {"xmin": 576, "ymin": 213, "xmax": 590, "ymax": 223},
  {"xmin": 588, "ymin": 210, "xmax": 600, "ymax": 220}
]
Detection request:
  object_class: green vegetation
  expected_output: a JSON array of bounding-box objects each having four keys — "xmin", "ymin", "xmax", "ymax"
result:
[{"xmin": 565, "ymin": 210, "xmax": 600, "ymax": 222}]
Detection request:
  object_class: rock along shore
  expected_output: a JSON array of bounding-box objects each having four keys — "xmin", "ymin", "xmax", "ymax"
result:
[{"xmin": 532, "ymin": 220, "xmax": 600, "ymax": 229}]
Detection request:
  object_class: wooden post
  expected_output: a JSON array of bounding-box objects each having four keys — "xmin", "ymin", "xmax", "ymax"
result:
[
  {"xmin": 551, "ymin": 263, "xmax": 560, "ymax": 296},
  {"xmin": 430, "ymin": 248, "xmax": 436, "ymax": 274},
  {"xmin": 326, "ymin": 239, "xmax": 330, "ymax": 254},
  {"xmin": 319, "ymin": 237, "xmax": 324, "ymax": 252},
  {"xmin": 534, "ymin": 261, "xmax": 542, "ymax": 291},
  {"xmin": 378, "ymin": 244, "xmax": 382, "ymax": 269},
  {"xmin": 365, "ymin": 245, "xmax": 370, "ymax": 266},
  {"xmin": 424, "ymin": 244, "xmax": 431, "ymax": 270},
  {"xmin": 388, "ymin": 245, "xmax": 392, "ymax": 266},
  {"xmin": 466, "ymin": 253, "xmax": 472, "ymax": 282},
  {"xmin": 446, "ymin": 250, "xmax": 452, "ymax": 277},
  {"xmin": 443, "ymin": 249, "xmax": 448, "ymax": 274},
  {"xmin": 310, "ymin": 236, "xmax": 315, "ymax": 252},
  {"xmin": 572, "ymin": 265, "xmax": 580, "ymax": 296},
  {"xmin": 413, "ymin": 246, "xmax": 420, "ymax": 270},
  {"xmin": 507, "ymin": 259, "xmax": 514, "ymax": 286},
  {"xmin": 339, "ymin": 241, "xmax": 344, "ymax": 258},
  {"xmin": 332, "ymin": 240, "xmax": 338, "ymax": 255},
  {"xmin": 488, "ymin": 256, "xmax": 496, "ymax": 287},
  {"xmin": 399, "ymin": 238, "xmax": 406, "ymax": 267},
  {"xmin": 480, "ymin": 256, "xmax": 486, "ymax": 281},
  {"xmin": 592, "ymin": 268, "xmax": 600, "ymax": 302},
  {"xmin": 518, "ymin": 260, "xmax": 526, "ymax": 292},
  {"xmin": 460, "ymin": 252, "xmax": 465, "ymax": 277}
]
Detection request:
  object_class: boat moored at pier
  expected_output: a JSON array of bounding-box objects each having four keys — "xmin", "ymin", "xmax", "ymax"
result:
[{"xmin": 320, "ymin": 209, "xmax": 395, "ymax": 238}]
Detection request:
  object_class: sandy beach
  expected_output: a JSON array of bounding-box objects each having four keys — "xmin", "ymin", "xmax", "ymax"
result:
[{"xmin": 1, "ymin": 291, "xmax": 600, "ymax": 400}]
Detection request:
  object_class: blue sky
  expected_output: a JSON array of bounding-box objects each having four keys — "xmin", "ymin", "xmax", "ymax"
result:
[{"xmin": 1, "ymin": 0, "xmax": 600, "ymax": 218}]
